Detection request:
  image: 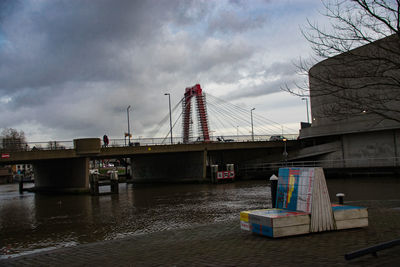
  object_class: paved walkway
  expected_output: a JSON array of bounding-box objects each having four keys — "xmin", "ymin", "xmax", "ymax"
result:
[{"xmin": 1, "ymin": 199, "xmax": 400, "ymax": 266}]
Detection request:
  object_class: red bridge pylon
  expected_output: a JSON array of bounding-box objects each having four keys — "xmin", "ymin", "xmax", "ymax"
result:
[{"xmin": 182, "ymin": 84, "xmax": 210, "ymax": 143}]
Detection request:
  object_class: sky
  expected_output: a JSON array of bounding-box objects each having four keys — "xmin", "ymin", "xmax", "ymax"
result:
[{"xmin": 0, "ymin": 0, "xmax": 326, "ymax": 142}]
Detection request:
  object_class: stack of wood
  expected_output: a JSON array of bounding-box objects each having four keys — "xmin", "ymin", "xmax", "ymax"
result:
[
  {"xmin": 332, "ymin": 204, "xmax": 368, "ymax": 230},
  {"xmin": 240, "ymin": 209, "xmax": 310, "ymax": 238}
]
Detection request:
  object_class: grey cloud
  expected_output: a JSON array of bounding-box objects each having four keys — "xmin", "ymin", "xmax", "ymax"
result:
[
  {"xmin": 172, "ymin": 1, "xmax": 215, "ymax": 26},
  {"xmin": 207, "ymin": 8, "xmax": 268, "ymax": 34},
  {"xmin": 0, "ymin": 0, "xmax": 20, "ymax": 24},
  {"xmin": 223, "ymin": 61, "xmax": 299, "ymax": 100},
  {"xmin": 0, "ymin": 0, "xmax": 304, "ymax": 140},
  {"xmin": 0, "ymin": 0, "xmax": 173, "ymax": 91}
]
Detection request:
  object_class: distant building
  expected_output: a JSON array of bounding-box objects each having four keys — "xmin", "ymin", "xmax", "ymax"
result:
[{"xmin": 13, "ymin": 164, "xmax": 33, "ymax": 175}]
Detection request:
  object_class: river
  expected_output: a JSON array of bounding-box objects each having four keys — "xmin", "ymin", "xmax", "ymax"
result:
[{"xmin": 1, "ymin": 176, "xmax": 399, "ymax": 258}]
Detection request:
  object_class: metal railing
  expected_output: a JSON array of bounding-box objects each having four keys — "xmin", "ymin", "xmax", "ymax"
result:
[
  {"xmin": 0, "ymin": 134, "xmax": 299, "ymax": 152},
  {"xmin": 242, "ymin": 157, "xmax": 400, "ymax": 171},
  {"xmin": 345, "ymin": 238, "xmax": 400, "ymax": 260}
]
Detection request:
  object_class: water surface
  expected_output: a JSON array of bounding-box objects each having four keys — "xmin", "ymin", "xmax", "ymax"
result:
[{"xmin": 1, "ymin": 176, "xmax": 399, "ymax": 258}]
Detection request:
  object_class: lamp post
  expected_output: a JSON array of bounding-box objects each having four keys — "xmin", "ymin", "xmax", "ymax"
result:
[
  {"xmin": 164, "ymin": 93, "xmax": 173, "ymax": 144},
  {"xmin": 251, "ymin": 108, "xmax": 255, "ymax": 141},
  {"xmin": 282, "ymin": 138, "xmax": 288, "ymax": 165},
  {"xmin": 302, "ymin": 97, "xmax": 310, "ymax": 123},
  {"xmin": 127, "ymin": 105, "xmax": 131, "ymax": 146}
]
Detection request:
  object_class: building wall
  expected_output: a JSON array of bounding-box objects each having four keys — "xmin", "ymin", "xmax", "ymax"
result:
[
  {"xmin": 342, "ymin": 130, "xmax": 399, "ymax": 168},
  {"xmin": 302, "ymin": 34, "xmax": 400, "ymax": 139},
  {"xmin": 300, "ymin": 129, "xmax": 400, "ymax": 169}
]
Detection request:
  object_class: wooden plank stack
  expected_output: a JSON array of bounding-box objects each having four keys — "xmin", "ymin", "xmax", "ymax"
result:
[
  {"xmin": 241, "ymin": 209, "xmax": 310, "ymax": 238},
  {"xmin": 332, "ymin": 204, "xmax": 368, "ymax": 230},
  {"xmin": 240, "ymin": 167, "xmax": 368, "ymax": 238}
]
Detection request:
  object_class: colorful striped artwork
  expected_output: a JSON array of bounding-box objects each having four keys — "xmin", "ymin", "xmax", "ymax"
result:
[
  {"xmin": 276, "ymin": 168, "xmax": 315, "ymax": 213},
  {"xmin": 240, "ymin": 167, "xmax": 368, "ymax": 237}
]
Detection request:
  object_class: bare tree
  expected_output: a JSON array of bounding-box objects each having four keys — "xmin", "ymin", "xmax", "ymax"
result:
[
  {"xmin": 47, "ymin": 141, "xmax": 65, "ymax": 150},
  {"xmin": 1, "ymin": 128, "xmax": 28, "ymax": 151},
  {"xmin": 286, "ymin": 0, "xmax": 400, "ymax": 124}
]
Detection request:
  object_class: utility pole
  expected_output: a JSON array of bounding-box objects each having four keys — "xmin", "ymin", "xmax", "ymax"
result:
[
  {"xmin": 302, "ymin": 97, "xmax": 310, "ymax": 123},
  {"xmin": 283, "ymin": 138, "xmax": 288, "ymax": 166},
  {"xmin": 127, "ymin": 105, "xmax": 131, "ymax": 146},
  {"xmin": 251, "ymin": 108, "xmax": 255, "ymax": 141},
  {"xmin": 165, "ymin": 93, "xmax": 173, "ymax": 144}
]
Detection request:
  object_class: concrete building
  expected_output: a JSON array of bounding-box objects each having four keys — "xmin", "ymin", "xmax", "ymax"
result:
[{"xmin": 296, "ymin": 34, "xmax": 400, "ymax": 171}]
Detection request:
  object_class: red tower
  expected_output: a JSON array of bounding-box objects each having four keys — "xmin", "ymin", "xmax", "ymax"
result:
[{"xmin": 182, "ymin": 84, "xmax": 210, "ymax": 143}]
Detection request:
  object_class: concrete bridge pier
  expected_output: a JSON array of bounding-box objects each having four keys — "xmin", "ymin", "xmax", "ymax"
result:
[
  {"xmin": 32, "ymin": 138, "xmax": 101, "ymax": 193},
  {"xmin": 130, "ymin": 150, "xmax": 208, "ymax": 183},
  {"xmin": 33, "ymin": 157, "xmax": 90, "ymax": 193}
]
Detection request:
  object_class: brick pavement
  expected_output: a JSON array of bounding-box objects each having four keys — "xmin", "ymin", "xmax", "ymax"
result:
[{"xmin": 1, "ymin": 199, "xmax": 400, "ymax": 266}]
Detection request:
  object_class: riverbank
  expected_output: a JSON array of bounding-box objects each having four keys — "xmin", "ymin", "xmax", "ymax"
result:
[{"xmin": 1, "ymin": 199, "xmax": 400, "ymax": 266}]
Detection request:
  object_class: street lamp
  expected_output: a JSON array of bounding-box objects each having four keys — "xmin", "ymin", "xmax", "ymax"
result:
[
  {"xmin": 282, "ymin": 138, "xmax": 288, "ymax": 165},
  {"xmin": 251, "ymin": 108, "xmax": 255, "ymax": 141},
  {"xmin": 301, "ymin": 97, "xmax": 310, "ymax": 123},
  {"xmin": 127, "ymin": 105, "xmax": 131, "ymax": 146},
  {"xmin": 164, "ymin": 93, "xmax": 173, "ymax": 144}
]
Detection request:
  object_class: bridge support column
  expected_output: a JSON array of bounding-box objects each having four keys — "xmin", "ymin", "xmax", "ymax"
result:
[
  {"xmin": 33, "ymin": 157, "xmax": 90, "ymax": 193},
  {"xmin": 203, "ymin": 149, "xmax": 207, "ymax": 180},
  {"xmin": 131, "ymin": 150, "xmax": 208, "ymax": 183}
]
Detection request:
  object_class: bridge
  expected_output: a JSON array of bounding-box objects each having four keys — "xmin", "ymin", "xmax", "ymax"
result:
[
  {"xmin": 0, "ymin": 84, "xmax": 300, "ymax": 193},
  {"xmin": 0, "ymin": 138, "xmax": 296, "ymax": 193}
]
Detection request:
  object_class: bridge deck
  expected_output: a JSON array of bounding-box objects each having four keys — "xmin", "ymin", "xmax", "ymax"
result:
[{"xmin": 0, "ymin": 141, "xmax": 294, "ymax": 164}]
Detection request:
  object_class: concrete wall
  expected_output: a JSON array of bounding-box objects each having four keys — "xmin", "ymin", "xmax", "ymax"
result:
[
  {"xmin": 297, "ymin": 129, "xmax": 400, "ymax": 169},
  {"xmin": 342, "ymin": 130, "xmax": 399, "ymax": 168},
  {"xmin": 34, "ymin": 157, "xmax": 89, "ymax": 192}
]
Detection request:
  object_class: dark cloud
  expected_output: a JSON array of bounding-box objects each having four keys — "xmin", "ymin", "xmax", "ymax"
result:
[
  {"xmin": 0, "ymin": 0, "xmax": 20, "ymax": 24},
  {"xmin": 0, "ymin": 0, "xmax": 311, "ymax": 140},
  {"xmin": 0, "ymin": 0, "xmax": 173, "ymax": 91}
]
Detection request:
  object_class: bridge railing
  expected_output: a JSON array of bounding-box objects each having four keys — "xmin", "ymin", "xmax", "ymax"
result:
[
  {"xmin": 113, "ymin": 134, "xmax": 298, "ymax": 146},
  {"xmin": 0, "ymin": 134, "xmax": 299, "ymax": 152},
  {"xmin": 242, "ymin": 157, "xmax": 400, "ymax": 171},
  {"xmin": 0, "ymin": 140, "xmax": 74, "ymax": 152}
]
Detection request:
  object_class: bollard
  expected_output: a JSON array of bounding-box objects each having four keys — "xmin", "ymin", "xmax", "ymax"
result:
[
  {"xmin": 110, "ymin": 171, "xmax": 119, "ymax": 194},
  {"xmin": 89, "ymin": 174, "xmax": 93, "ymax": 194},
  {"xmin": 19, "ymin": 176, "xmax": 24, "ymax": 194},
  {"xmin": 226, "ymin": 164, "xmax": 235, "ymax": 181},
  {"xmin": 336, "ymin": 193, "xmax": 345, "ymax": 204},
  {"xmin": 91, "ymin": 173, "xmax": 99, "ymax": 195},
  {"xmin": 211, "ymin": 165, "xmax": 218, "ymax": 184},
  {"xmin": 269, "ymin": 174, "xmax": 278, "ymax": 208}
]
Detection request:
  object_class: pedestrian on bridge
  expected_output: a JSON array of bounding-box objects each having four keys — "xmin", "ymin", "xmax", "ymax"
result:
[{"xmin": 103, "ymin": 134, "xmax": 109, "ymax": 147}]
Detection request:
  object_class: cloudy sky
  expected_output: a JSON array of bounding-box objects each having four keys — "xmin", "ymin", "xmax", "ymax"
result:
[{"xmin": 0, "ymin": 0, "xmax": 326, "ymax": 142}]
